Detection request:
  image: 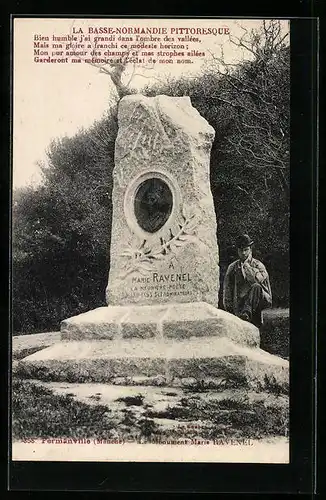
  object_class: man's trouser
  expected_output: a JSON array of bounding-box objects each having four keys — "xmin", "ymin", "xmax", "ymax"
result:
[{"xmin": 239, "ymin": 283, "xmax": 271, "ymax": 327}]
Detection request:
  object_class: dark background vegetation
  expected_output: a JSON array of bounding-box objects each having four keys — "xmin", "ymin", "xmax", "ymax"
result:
[{"xmin": 12, "ymin": 22, "xmax": 290, "ymax": 334}]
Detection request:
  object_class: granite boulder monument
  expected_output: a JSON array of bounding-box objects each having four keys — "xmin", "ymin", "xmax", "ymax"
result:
[{"xmin": 18, "ymin": 94, "xmax": 289, "ymax": 390}]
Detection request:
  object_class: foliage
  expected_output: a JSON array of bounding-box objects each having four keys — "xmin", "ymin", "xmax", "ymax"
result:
[
  {"xmin": 138, "ymin": 417, "xmax": 159, "ymax": 438},
  {"xmin": 12, "ymin": 21, "xmax": 290, "ymax": 333},
  {"xmin": 143, "ymin": 21, "xmax": 290, "ymax": 306},
  {"xmin": 260, "ymin": 308, "xmax": 289, "ymax": 359},
  {"xmin": 12, "ymin": 110, "xmax": 117, "ymax": 333}
]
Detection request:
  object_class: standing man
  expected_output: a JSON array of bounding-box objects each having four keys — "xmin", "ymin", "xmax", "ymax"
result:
[{"xmin": 223, "ymin": 234, "xmax": 272, "ymax": 328}]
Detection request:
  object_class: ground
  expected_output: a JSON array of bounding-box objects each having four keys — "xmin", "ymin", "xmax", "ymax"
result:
[
  {"xmin": 12, "ymin": 309, "xmax": 289, "ymax": 447},
  {"xmin": 12, "ymin": 377, "xmax": 289, "ymax": 444}
]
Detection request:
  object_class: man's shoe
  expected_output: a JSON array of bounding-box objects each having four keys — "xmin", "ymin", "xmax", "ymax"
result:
[{"xmin": 239, "ymin": 312, "xmax": 250, "ymax": 322}]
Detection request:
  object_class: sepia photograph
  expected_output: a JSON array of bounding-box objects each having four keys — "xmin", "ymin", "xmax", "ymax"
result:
[{"xmin": 11, "ymin": 17, "xmax": 290, "ymax": 463}]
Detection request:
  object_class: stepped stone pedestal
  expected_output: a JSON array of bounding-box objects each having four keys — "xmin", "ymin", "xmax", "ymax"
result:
[
  {"xmin": 17, "ymin": 335, "xmax": 289, "ymax": 390},
  {"xmin": 17, "ymin": 302, "xmax": 288, "ymax": 390},
  {"xmin": 17, "ymin": 95, "xmax": 289, "ymax": 391}
]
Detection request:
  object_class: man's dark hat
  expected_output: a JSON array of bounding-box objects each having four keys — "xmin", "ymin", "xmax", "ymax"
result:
[{"xmin": 236, "ymin": 234, "xmax": 254, "ymax": 249}]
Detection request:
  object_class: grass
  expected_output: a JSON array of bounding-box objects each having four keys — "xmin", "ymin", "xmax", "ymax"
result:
[
  {"xmin": 12, "ymin": 347, "xmax": 45, "ymax": 361},
  {"xmin": 12, "ymin": 377, "xmax": 289, "ymax": 442},
  {"xmin": 116, "ymin": 394, "xmax": 145, "ymax": 406},
  {"xmin": 12, "ymin": 379, "xmax": 115, "ymax": 440},
  {"xmin": 145, "ymin": 394, "xmax": 289, "ymax": 440},
  {"xmin": 12, "ymin": 379, "xmax": 159, "ymax": 441},
  {"xmin": 261, "ymin": 373, "xmax": 289, "ymax": 396}
]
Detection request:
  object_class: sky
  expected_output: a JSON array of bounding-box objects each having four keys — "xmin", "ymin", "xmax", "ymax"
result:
[{"xmin": 13, "ymin": 18, "xmax": 289, "ymax": 188}]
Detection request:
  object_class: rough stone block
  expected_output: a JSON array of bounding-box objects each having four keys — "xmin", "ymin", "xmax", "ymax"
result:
[
  {"xmin": 59, "ymin": 302, "xmax": 260, "ymax": 348},
  {"xmin": 162, "ymin": 302, "xmax": 260, "ymax": 347},
  {"xmin": 61, "ymin": 306, "xmax": 130, "ymax": 340},
  {"xmin": 16, "ymin": 337, "xmax": 289, "ymax": 393},
  {"xmin": 120, "ymin": 305, "xmax": 167, "ymax": 338},
  {"xmin": 106, "ymin": 94, "xmax": 219, "ymax": 308}
]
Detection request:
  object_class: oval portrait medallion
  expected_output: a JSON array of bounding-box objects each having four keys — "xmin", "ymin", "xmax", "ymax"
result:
[{"xmin": 134, "ymin": 177, "xmax": 173, "ymax": 233}]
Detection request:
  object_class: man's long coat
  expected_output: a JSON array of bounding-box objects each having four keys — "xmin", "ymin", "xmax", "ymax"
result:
[{"xmin": 223, "ymin": 257, "xmax": 272, "ymax": 320}]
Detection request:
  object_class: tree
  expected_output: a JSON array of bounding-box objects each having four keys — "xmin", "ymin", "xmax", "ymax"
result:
[
  {"xmin": 143, "ymin": 20, "xmax": 290, "ymax": 305},
  {"xmin": 210, "ymin": 21, "xmax": 290, "ymax": 305},
  {"xmin": 12, "ymin": 111, "xmax": 117, "ymax": 333},
  {"xmin": 12, "ymin": 21, "xmax": 290, "ymax": 333}
]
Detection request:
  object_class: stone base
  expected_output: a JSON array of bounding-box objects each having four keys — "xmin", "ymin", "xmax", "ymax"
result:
[
  {"xmin": 16, "ymin": 336, "xmax": 289, "ymax": 392},
  {"xmin": 60, "ymin": 302, "xmax": 260, "ymax": 348},
  {"xmin": 16, "ymin": 303, "xmax": 288, "ymax": 392}
]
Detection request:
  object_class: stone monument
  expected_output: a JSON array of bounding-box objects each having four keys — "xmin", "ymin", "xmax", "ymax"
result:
[
  {"xmin": 106, "ymin": 94, "xmax": 219, "ymax": 308},
  {"xmin": 18, "ymin": 95, "xmax": 288, "ymax": 390}
]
